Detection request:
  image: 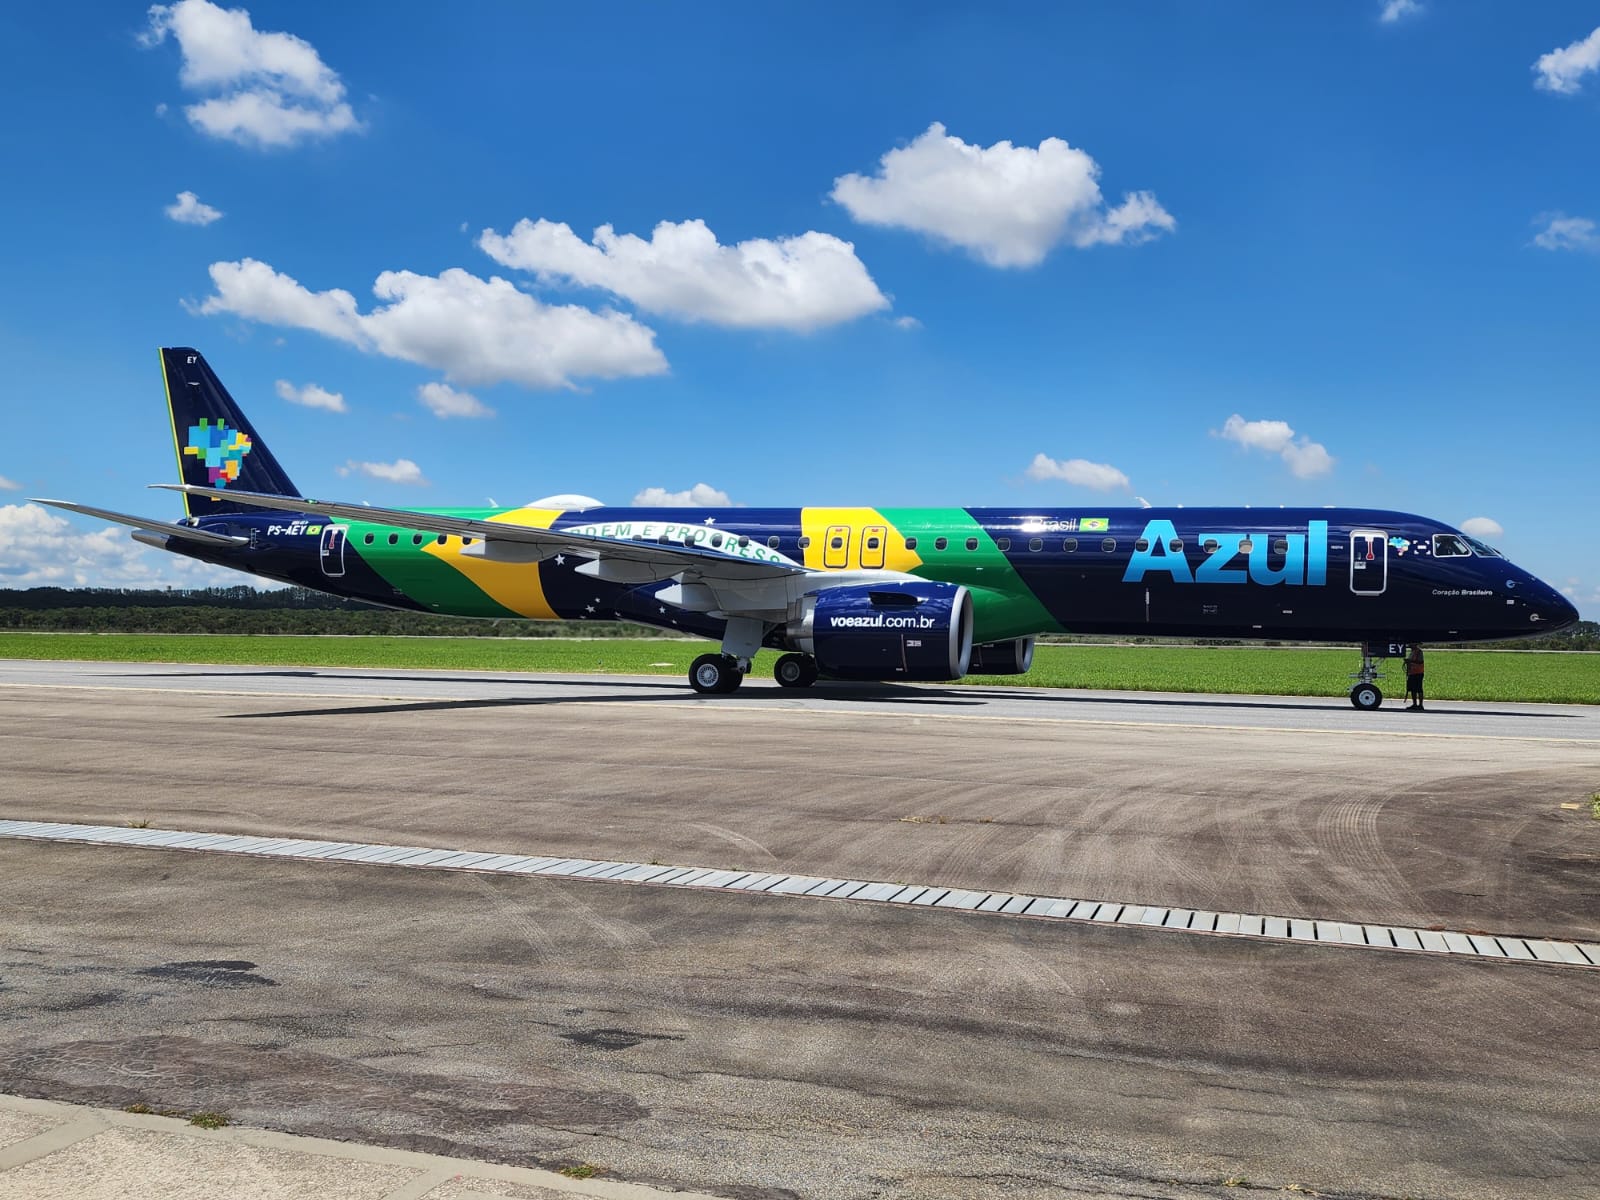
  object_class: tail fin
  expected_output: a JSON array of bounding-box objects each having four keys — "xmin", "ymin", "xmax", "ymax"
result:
[{"xmin": 162, "ymin": 347, "xmax": 300, "ymax": 517}]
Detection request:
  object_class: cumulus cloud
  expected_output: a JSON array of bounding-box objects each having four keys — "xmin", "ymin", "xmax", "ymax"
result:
[
  {"xmin": 0, "ymin": 476, "xmax": 20, "ymax": 491},
  {"xmin": 0, "ymin": 503, "xmax": 238, "ymax": 587},
  {"xmin": 274, "ymin": 379, "xmax": 346, "ymax": 412},
  {"xmin": 1532, "ymin": 213, "xmax": 1600, "ymax": 252},
  {"xmin": 478, "ymin": 218, "xmax": 888, "ymax": 332},
  {"xmin": 1216, "ymin": 415, "xmax": 1335, "ymax": 479},
  {"xmin": 1534, "ymin": 26, "xmax": 1600, "ymax": 94},
  {"xmin": 1379, "ymin": 0, "xmax": 1421, "ymax": 23},
  {"xmin": 1460, "ymin": 517, "xmax": 1504, "ymax": 542},
  {"xmin": 632, "ymin": 483, "xmax": 735, "ymax": 507},
  {"xmin": 195, "ymin": 258, "xmax": 667, "ymax": 390},
  {"xmin": 1025, "ymin": 453, "xmax": 1132, "ymax": 493},
  {"xmin": 337, "ymin": 459, "xmax": 427, "ymax": 486},
  {"xmin": 830, "ymin": 123, "xmax": 1174, "ymax": 268},
  {"xmin": 141, "ymin": 0, "xmax": 360, "ymax": 148},
  {"xmin": 165, "ymin": 190, "xmax": 223, "ymax": 225},
  {"xmin": 417, "ymin": 381, "xmax": 494, "ymax": 419}
]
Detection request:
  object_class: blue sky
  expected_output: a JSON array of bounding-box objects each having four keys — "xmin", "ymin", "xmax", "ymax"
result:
[{"xmin": 1, "ymin": 1, "xmax": 1598, "ymax": 615}]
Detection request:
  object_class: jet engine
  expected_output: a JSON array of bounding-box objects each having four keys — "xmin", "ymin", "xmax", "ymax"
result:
[
  {"xmin": 968, "ymin": 636, "xmax": 1036, "ymax": 675},
  {"xmin": 785, "ymin": 581, "xmax": 973, "ymax": 681}
]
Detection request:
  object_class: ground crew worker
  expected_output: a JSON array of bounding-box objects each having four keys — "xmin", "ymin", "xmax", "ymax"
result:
[{"xmin": 1404, "ymin": 643, "xmax": 1425, "ymax": 711}]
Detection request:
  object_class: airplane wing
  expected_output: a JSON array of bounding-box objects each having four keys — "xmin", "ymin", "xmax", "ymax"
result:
[
  {"xmin": 31, "ymin": 498, "xmax": 249, "ymax": 548},
  {"xmin": 153, "ymin": 484, "xmax": 804, "ymax": 583}
]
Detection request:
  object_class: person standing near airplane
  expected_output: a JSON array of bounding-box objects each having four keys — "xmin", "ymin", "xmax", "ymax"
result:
[{"xmin": 1404, "ymin": 643, "xmax": 1425, "ymax": 711}]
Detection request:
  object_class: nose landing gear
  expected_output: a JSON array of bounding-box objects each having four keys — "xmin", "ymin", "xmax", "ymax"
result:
[{"xmin": 1349, "ymin": 647, "xmax": 1385, "ymax": 710}]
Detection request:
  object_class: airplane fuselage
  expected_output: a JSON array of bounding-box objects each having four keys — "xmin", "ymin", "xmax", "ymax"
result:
[{"xmin": 154, "ymin": 503, "xmax": 1574, "ymax": 648}]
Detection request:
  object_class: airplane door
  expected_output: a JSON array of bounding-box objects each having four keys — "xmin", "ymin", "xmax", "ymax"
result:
[
  {"xmin": 824, "ymin": 524, "xmax": 851, "ymax": 569},
  {"xmin": 861, "ymin": 525, "xmax": 887, "ymax": 570},
  {"xmin": 1349, "ymin": 528, "xmax": 1386, "ymax": 595},
  {"xmin": 319, "ymin": 524, "xmax": 348, "ymax": 578}
]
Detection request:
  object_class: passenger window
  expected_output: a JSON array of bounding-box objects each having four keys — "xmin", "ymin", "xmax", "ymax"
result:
[
  {"xmin": 1101, "ymin": 538, "xmax": 1116, "ymax": 552},
  {"xmin": 1062, "ymin": 538, "xmax": 1077, "ymax": 552},
  {"xmin": 711, "ymin": 532, "xmax": 724, "ymax": 548},
  {"xmin": 1272, "ymin": 538, "xmax": 1287, "ymax": 555},
  {"xmin": 1202, "ymin": 538, "xmax": 1219, "ymax": 553},
  {"xmin": 412, "ymin": 533, "xmax": 424, "ymax": 545},
  {"xmin": 965, "ymin": 537, "xmax": 978, "ymax": 551},
  {"xmin": 1169, "ymin": 539, "xmax": 1184, "ymax": 552},
  {"xmin": 363, "ymin": 533, "xmax": 374, "ymax": 545},
  {"xmin": 767, "ymin": 536, "xmax": 780, "ymax": 549},
  {"xmin": 1238, "ymin": 538, "xmax": 1254, "ymax": 554},
  {"xmin": 1433, "ymin": 533, "xmax": 1472, "ymax": 557},
  {"xmin": 436, "ymin": 534, "xmax": 447, "ymax": 545},
  {"xmin": 1135, "ymin": 538, "xmax": 1150, "ymax": 552},
  {"xmin": 935, "ymin": 536, "xmax": 948, "ymax": 551},
  {"xmin": 388, "ymin": 533, "xmax": 399, "ymax": 545},
  {"xmin": 1029, "ymin": 537, "xmax": 1043, "ymax": 552},
  {"xmin": 829, "ymin": 536, "xmax": 843, "ymax": 550},
  {"xmin": 905, "ymin": 536, "xmax": 917, "ymax": 550},
  {"xmin": 996, "ymin": 537, "xmax": 1011, "ymax": 551},
  {"xmin": 463, "ymin": 537, "xmax": 474, "ymax": 545},
  {"xmin": 866, "ymin": 535, "xmax": 881, "ymax": 550},
  {"xmin": 737, "ymin": 535, "xmax": 749, "ymax": 547},
  {"xmin": 798, "ymin": 536, "xmax": 811, "ymax": 549}
]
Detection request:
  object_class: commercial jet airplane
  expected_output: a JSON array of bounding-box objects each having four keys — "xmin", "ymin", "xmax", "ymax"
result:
[{"xmin": 35, "ymin": 349, "xmax": 1579, "ymax": 708}]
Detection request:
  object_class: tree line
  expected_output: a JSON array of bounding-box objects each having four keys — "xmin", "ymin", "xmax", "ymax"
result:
[{"xmin": 0, "ymin": 587, "xmax": 1593, "ymax": 649}]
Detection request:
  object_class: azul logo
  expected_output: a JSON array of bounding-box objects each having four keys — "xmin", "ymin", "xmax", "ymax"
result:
[
  {"xmin": 184, "ymin": 418, "xmax": 252, "ymax": 487},
  {"xmin": 1122, "ymin": 519, "xmax": 1329, "ymax": 587}
]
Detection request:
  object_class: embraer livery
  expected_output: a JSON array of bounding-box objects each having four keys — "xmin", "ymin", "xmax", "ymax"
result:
[{"xmin": 37, "ymin": 349, "xmax": 1578, "ymax": 709}]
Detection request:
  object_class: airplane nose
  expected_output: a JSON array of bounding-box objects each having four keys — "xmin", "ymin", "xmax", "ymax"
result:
[{"xmin": 1550, "ymin": 591, "xmax": 1581, "ymax": 632}]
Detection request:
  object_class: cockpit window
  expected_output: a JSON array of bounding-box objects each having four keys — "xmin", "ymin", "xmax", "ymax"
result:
[
  {"xmin": 1461, "ymin": 535, "xmax": 1502, "ymax": 558},
  {"xmin": 1433, "ymin": 533, "xmax": 1472, "ymax": 557}
]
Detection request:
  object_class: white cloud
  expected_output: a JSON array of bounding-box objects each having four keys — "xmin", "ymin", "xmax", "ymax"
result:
[
  {"xmin": 417, "ymin": 381, "xmax": 494, "ymax": 419},
  {"xmin": 1379, "ymin": 0, "xmax": 1421, "ymax": 23},
  {"xmin": 0, "ymin": 503, "xmax": 238, "ymax": 587},
  {"xmin": 165, "ymin": 190, "xmax": 223, "ymax": 225},
  {"xmin": 893, "ymin": 315, "xmax": 922, "ymax": 330},
  {"xmin": 479, "ymin": 218, "xmax": 888, "ymax": 332},
  {"xmin": 1216, "ymin": 414, "xmax": 1335, "ymax": 479},
  {"xmin": 0, "ymin": 476, "xmax": 19, "ymax": 491},
  {"xmin": 830, "ymin": 122, "xmax": 1174, "ymax": 268},
  {"xmin": 337, "ymin": 459, "xmax": 428, "ymax": 486},
  {"xmin": 196, "ymin": 258, "xmax": 667, "ymax": 390},
  {"xmin": 1534, "ymin": 26, "xmax": 1600, "ymax": 95},
  {"xmin": 141, "ymin": 0, "xmax": 360, "ymax": 148},
  {"xmin": 632, "ymin": 483, "xmax": 735, "ymax": 507},
  {"xmin": 1025, "ymin": 453, "xmax": 1132, "ymax": 493},
  {"xmin": 1532, "ymin": 213, "xmax": 1600, "ymax": 252},
  {"xmin": 274, "ymin": 379, "xmax": 346, "ymax": 412},
  {"xmin": 1460, "ymin": 517, "xmax": 1504, "ymax": 542}
]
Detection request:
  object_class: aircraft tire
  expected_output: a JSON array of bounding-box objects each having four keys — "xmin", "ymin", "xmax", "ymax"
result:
[
  {"xmin": 690, "ymin": 653, "xmax": 742, "ymax": 695},
  {"xmin": 774, "ymin": 653, "xmax": 818, "ymax": 688},
  {"xmin": 1349, "ymin": 683, "xmax": 1382, "ymax": 711}
]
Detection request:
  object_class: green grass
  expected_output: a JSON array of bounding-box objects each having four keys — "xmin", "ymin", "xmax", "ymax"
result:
[{"xmin": 1, "ymin": 633, "xmax": 1595, "ymax": 703}]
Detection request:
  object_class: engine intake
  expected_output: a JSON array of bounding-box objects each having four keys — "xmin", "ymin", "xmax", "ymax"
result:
[{"xmin": 789, "ymin": 582, "xmax": 973, "ymax": 681}]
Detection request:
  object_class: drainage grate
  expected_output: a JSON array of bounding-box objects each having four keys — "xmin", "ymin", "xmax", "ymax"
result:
[{"xmin": 2, "ymin": 819, "xmax": 1594, "ymax": 970}]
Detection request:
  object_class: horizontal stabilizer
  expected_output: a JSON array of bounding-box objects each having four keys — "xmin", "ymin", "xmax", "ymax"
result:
[
  {"xmin": 32, "ymin": 499, "xmax": 249, "ymax": 548},
  {"xmin": 154, "ymin": 484, "xmax": 805, "ymax": 581}
]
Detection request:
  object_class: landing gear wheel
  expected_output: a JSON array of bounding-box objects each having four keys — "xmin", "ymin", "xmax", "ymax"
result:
[
  {"xmin": 1349, "ymin": 683, "xmax": 1382, "ymax": 711},
  {"xmin": 690, "ymin": 653, "xmax": 743, "ymax": 695},
  {"xmin": 774, "ymin": 653, "xmax": 819, "ymax": 689}
]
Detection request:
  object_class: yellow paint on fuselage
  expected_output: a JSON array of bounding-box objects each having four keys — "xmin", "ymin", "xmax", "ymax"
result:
[
  {"xmin": 423, "ymin": 506, "xmax": 564, "ymax": 619},
  {"xmin": 799, "ymin": 507, "xmax": 923, "ymax": 573}
]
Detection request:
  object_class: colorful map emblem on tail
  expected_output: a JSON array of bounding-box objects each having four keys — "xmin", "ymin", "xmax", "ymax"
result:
[{"xmin": 184, "ymin": 417, "xmax": 252, "ymax": 486}]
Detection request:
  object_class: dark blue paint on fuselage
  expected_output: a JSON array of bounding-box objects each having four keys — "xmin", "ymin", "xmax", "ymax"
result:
[{"xmin": 159, "ymin": 505, "xmax": 1578, "ymax": 646}]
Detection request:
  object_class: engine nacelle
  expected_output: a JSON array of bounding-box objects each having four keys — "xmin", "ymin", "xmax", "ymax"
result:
[
  {"xmin": 789, "ymin": 581, "xmax": 973, "ymax": 681},
  {"xmin": 968, "ymin": 636, "xmax": 1036, "ymax": 675}
]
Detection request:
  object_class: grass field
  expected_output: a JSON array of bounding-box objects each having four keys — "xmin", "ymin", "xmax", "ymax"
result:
[{"xmin": 1, "ymin": 632, "xmax": 1595, "ymax": 704}]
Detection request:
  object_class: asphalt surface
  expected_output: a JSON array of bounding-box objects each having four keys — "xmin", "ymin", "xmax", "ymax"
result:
[{"xmin": 2, "ymin": 659, "xmax": 1598, "ymax": 1199}]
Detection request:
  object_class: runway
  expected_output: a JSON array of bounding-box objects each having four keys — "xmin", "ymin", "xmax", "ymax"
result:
[{"xmin": 2, "ymin": 659, "xmax": 1598, "ymax": 1198}]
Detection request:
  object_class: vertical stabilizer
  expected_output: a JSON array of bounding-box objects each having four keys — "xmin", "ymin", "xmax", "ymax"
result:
[{"xmin": 162, "ymin": 347, "xmax": 300, "ymax": 517}]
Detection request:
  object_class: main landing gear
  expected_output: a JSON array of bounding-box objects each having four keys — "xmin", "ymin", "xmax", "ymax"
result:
[
  {"xmin": 687, "ymin": 616, "xmax": 766, "ymax": 696},
  {"xmin": 1349, "ymin": 648, "xmax": 1384, "ymax": 711},
  {"xmin": 773, "ymin": 653, "xmax": 819, "ymax": 689}
]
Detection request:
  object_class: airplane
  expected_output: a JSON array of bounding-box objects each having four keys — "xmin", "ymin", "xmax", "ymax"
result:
[{"xmin": 33, "ymin": 348, "xmax": 1579, "ymax": 709}]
